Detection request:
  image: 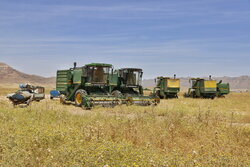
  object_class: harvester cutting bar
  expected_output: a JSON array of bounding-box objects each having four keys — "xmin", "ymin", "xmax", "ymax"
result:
[
  {"xmin": 81, "ymin": 95, "xmax": 159, "ymax": 109},
  {"xmin": 82, "ymin": 96, "xmax": 122, "ymax": 109},
  {"xmin": 124, "ymin": 96, "xmax": 160, "ymax": 106}
]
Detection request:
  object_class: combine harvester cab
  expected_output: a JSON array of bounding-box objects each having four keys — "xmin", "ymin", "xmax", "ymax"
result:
[
  {"xmin": 153, "ymin": 75, "xmax": 180, "ymax": 99},
  {"xmin": 111, "ymin": 68, "xmax": 160, "ymax": 106},
  {"xmin": 56, "ymin": 62, "xmax": 121, "ymax": 109},
  {"xmin": 184, "ymin": 76, "xmax": 217, "ymax": 99},
  {"xmin": 216, "ymin": 80, "xmax": 230, "ymax": 97}
]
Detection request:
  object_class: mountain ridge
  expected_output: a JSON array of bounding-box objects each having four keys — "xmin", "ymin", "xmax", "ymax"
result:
[
  {"xmin": 0, "ymin": 62, "xmax": 55, "ymax": 86},
  {"xmin": 0, "ymin": 62, "xmax": 249, "ymax": 89}
]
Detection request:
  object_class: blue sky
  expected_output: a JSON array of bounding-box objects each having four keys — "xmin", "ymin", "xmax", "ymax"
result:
[{"xmin": 0, "ymin": 0, "xmax": 250, "ymax": 78}]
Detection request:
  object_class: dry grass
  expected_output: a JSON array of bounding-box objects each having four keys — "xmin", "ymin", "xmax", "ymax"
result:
[{"xmin": 0, "ymin": 87, "xmax": 249, "ymax": 166}]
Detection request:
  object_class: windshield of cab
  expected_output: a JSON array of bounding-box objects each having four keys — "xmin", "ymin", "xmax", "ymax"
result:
[
  {"xmin": 87, "ymin": 66, "xmax": 111, "ymax": 84},
  {"xmin": 122, "ymin": 69, "xmax": 142, "ymax": 86}
]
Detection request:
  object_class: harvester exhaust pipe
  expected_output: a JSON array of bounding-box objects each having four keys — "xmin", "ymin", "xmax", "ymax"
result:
[
  {"xmin": 73, "ymin": 62, "xmax": 77, "ymax": 69},
  {"xmin": 174, "ymin": 74, "xmax": 176, "ymax": 79},
  {"xmin": 209, "ymin": 75, "xmax": 212, "ymax": 80}
]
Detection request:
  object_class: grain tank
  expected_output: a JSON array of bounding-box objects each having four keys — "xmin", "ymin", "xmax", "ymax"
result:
[{"xmin": 153, "ymin": 75, "xmax": 180, "ymax": 99}]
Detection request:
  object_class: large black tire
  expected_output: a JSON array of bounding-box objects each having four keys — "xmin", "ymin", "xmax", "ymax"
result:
[
  {"xmin": 75, "ymin": 89, "xmax": 87, "ymax": 107},
  {"xmin": 111, "ymin": 90, "xmax": 123, "ymax": 98}
]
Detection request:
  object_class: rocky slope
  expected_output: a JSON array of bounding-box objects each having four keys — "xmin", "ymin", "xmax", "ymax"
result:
[{"xmin": 0, "ymin": 62, "xmax": 55, "ymax": 86}]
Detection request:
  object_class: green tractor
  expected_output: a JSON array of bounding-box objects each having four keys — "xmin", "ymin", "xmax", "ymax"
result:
[
  {"xmin": 56, "ymin": 62, "xmax": 120, "ymax": 109},
  {"xmin": 216, "ymin": 80, "xmax": 230, "ymax": 97},
  {"xmin": 153, "ymin": 75, "xmax": 180, "ymax": 99},
  {"xmin": 111, "ymin": 68, "xmax": 159, "ymax": 105},
  {"xmin": 184, "ymin": 76, "xmax": 217, "ymax": 99}
]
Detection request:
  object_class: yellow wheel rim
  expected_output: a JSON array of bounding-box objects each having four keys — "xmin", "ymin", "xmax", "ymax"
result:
[{"xmin": 75, "ymin": 93, "xmax": 82, "ymax": 104}]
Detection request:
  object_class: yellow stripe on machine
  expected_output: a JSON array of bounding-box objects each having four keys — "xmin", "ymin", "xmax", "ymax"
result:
[
  {"xmin": 204, "ymin": 80, "xmax": 216, "ymax": 88},
  {"xmin": 167, "ymin": 79, "xmax": 180, "ymax": 88},
  {"xmin": 57, "ymin": 82, "xmax": 72, "ymax": 85}
]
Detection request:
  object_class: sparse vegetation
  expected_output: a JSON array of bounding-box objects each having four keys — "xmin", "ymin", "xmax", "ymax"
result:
[{"xmin": 0, "ymin": 88, "xmax": 249, "ymax": 166}]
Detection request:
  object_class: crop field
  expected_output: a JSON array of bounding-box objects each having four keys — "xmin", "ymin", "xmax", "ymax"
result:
[{"xmin": 0, "ymin": 87, "xmax": 249, "ymax": 166}]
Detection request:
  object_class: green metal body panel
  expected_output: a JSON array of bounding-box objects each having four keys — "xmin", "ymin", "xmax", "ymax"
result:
[
  {"xmin": 217, "ymin": 83, "xmax": 230, "ymax": 97},
  {"xmin": 56, "ymin": 70, "xmax": 70, "ymax": 94},
  {"xmin": 72, "ymin": 69, "xmax": 82, "ymax": 84},
  {"xmin": 154, "ymin": 77, "xmax": 180, "ymax": 99}
]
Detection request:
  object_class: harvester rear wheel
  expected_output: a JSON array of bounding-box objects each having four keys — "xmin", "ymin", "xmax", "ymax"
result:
[{"xmin": 75, "ymin": 89, "xmax": 87, "ymax": 107}]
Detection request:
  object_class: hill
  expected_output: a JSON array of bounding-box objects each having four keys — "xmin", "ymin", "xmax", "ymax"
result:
[
  {"xmin": 0, "ymin": 62, "xmax": 55, "ymax": 87},
  {"xmin": 1, "ymin": 62, "xmax": 249, "ymax": 90}
]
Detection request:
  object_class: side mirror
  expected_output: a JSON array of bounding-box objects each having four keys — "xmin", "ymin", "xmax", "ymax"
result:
[{"xmin": 140, "ymin": 72, "xmax": 143, "ymax": 78}]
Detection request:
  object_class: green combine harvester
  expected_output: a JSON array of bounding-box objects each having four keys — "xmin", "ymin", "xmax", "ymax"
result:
[
  {"xmin": 184, "ymin": 76, "xmax": 217, "ymax": 99},
  {"xmin": 111, "ymin": 68, "xmax": 158, "ymax": 105},
  {"xmin": 153, "ymin": 75, "xmax": 180, "ymax": 99},
  {"xmin": 216, "ymin": 80, "xmax": 230, "ymax": 97},
  {"xmin": 56, "ymin": 63, "xmax": 158, "ymax": 109}
]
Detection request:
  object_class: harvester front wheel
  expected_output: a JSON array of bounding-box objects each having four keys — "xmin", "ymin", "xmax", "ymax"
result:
[{"xmin": 75, "ymin": 89, "xmax": 87, "ymax": 107}]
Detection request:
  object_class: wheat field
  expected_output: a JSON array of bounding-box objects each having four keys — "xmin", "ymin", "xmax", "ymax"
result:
[{"xmin": 0, "ymin": 87, "xmax": 249, "ymax": 166}]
